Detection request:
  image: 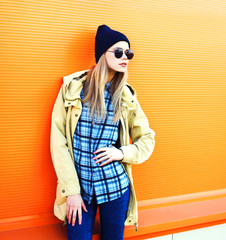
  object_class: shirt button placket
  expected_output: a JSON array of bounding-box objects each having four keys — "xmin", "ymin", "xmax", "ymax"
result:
[{"xmin": 90, "ymin": 167, "xmax": 94, "ymax": 199}]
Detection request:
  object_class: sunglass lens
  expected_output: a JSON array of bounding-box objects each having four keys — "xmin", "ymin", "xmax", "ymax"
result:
[
  {"xmin": 126, "ymin": 50, "xmax": 134, "ymax": 60},
  {"xmin": 114, "ymin": 49, "xmax": 123, "ymax": 58}
]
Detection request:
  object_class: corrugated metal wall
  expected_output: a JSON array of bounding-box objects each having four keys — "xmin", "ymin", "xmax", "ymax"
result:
[{"xmin": 1, "ymin": 0, "xmax": 226, "ymax": 225}]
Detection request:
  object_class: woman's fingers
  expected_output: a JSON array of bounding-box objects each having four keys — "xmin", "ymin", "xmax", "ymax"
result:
[
  {"xmin": 93, "ymin": 150, "xmax": 107, "ymax": 160},
  {"xmin": 93, "ymin": 147, "xmax": 107, "ymax": 155},
  {"xmin": 72, "ymin": 209, "xmax": 78, "ymax": 226},
  {"xmin": 94, "ymin": 154, "xmax": 109, "ymax": 164},
  {"xmin": 66, "ymin": 203, "xmax": 69, "ymax": 219},
  {"xmin": 93, "ymin": 147, "xmax": 124, "ymax": 166},
  {"xmin": 68, "ymin": 208, "xmax": 74, "ymax": 224},
  {"xmin": 78, "ymin": 207, "xmax": 82, "ymax": 225},
  {"xmin": 66, "ymin": 195, "xmax": 88, "ymax": 226},
  {"xmin": 82, "ymin": 201, "xmax": 88, "ymax": 212},
  {"xmin": 99, "ymin": 159, "xmax": 112, "ymax": 167}
]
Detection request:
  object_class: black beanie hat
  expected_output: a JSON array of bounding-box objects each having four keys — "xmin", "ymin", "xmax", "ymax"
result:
[{"xmin": 95, "ymin": 24, "xmax": 130, "ymax": 63}]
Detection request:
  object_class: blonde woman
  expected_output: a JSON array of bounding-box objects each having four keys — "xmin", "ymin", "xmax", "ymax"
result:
[{"xmin": 50, "ymin": 24, "xmax": 156, "ymax": 240}]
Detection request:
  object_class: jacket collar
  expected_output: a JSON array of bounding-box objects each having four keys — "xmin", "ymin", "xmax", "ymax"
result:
[{"xmin": 63, "ymin": 69, "xmax": 137, "ymax": 110}]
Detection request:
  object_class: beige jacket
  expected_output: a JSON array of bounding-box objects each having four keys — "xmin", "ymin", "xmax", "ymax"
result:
[{"xmin": 50, "ymin": 69, "xmax": 156, "ymax": 231}]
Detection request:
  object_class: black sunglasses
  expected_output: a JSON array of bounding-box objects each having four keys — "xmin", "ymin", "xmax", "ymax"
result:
[{"xmin": 108, "ymin": 48, "xmax": 134, "ymax": 60}]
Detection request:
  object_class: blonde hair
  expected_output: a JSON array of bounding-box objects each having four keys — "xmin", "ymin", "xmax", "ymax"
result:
[{"xmin": 82, "ymin": 52, "xmax": 128, "ymax": 123}]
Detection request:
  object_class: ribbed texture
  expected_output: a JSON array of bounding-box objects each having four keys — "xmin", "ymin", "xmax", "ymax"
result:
[{"xmin": 0, "ymin": 0, "xmax": 226, "ymax": 221}]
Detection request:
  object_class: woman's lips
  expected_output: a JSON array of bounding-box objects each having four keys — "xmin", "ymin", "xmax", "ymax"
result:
[{"xmin": 119, "ymin": 63, "xmax": 127, "ymax": 67}]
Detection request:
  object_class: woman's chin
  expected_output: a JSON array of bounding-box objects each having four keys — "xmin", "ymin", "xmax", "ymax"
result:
[{"xmin": 116, "ymin": 68, "xmax": 127, "ymax": 73}]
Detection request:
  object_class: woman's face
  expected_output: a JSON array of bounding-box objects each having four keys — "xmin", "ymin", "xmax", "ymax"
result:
[{"xmin": 105, "ymin": 41, "xmax": 130, "ymax": 73}]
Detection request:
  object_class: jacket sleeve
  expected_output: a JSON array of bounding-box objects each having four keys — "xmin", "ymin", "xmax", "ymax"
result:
[
  {"xmin": 50, "ymin": 84, "xmax": 81, "ymax": 197},
  {"xmin": 119, "ymin": 99, "xmax": 156, "ymax": 164}
]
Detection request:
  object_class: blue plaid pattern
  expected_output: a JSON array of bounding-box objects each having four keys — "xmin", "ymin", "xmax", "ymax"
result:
[{"xmin": 73, "ymin": 80, "xmax": 130, "ymax": 204}]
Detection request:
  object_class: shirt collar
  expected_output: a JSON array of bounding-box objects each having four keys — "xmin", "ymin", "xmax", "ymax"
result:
[{"xmin": 105, "ymin": 80, "xmax": 112, "ymax": 92}]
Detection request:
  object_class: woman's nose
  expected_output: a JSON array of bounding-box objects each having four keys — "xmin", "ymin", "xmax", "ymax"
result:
[{"xmin": 122, "ymin": 53, "xmax": 128, "ymax": 60}]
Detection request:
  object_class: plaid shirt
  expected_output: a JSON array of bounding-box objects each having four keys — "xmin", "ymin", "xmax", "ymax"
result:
[{"xmin": 72, "ymin": 80, "xmax": 130, "ymax": 204}]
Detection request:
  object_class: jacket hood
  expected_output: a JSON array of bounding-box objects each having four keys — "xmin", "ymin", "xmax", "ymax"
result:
[{"xmin": 63, "ymin": 69, "xmax": 138, "ymax": 110}]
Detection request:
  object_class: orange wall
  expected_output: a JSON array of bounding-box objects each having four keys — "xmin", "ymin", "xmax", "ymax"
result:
[{"xmin": 0, "ymin": 0, "xmax": 226, "ymax": 224}]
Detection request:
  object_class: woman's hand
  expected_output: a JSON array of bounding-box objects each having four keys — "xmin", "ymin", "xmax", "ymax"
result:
[
  {"xmin": 93, "ymin": 146, "xmax": 124, "ymax": 167},
  {"xmin": 67, "ymin": 194, "xmax": 88, "ymax": 226}
]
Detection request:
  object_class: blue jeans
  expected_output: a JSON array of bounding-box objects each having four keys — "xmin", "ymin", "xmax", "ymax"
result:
[{"xmin": 66, "ymin": 185, "xmax": 130, "ymax": 240}]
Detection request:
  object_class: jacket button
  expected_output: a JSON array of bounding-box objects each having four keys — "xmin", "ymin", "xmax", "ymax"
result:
[
  {"xmin": 75, "ymin": 114, "xmax": 78, "ymax": 117},
  {"xmin": 68, "ymin": 102, "xmax": 71, "ymax": 105},
  {"xmin": 62, "ymin": 189, "xmax": 65, "ymax": 193},
  {"xmin": 131, "ymin": 100, "xmax": 134, "ymax": 103}
]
